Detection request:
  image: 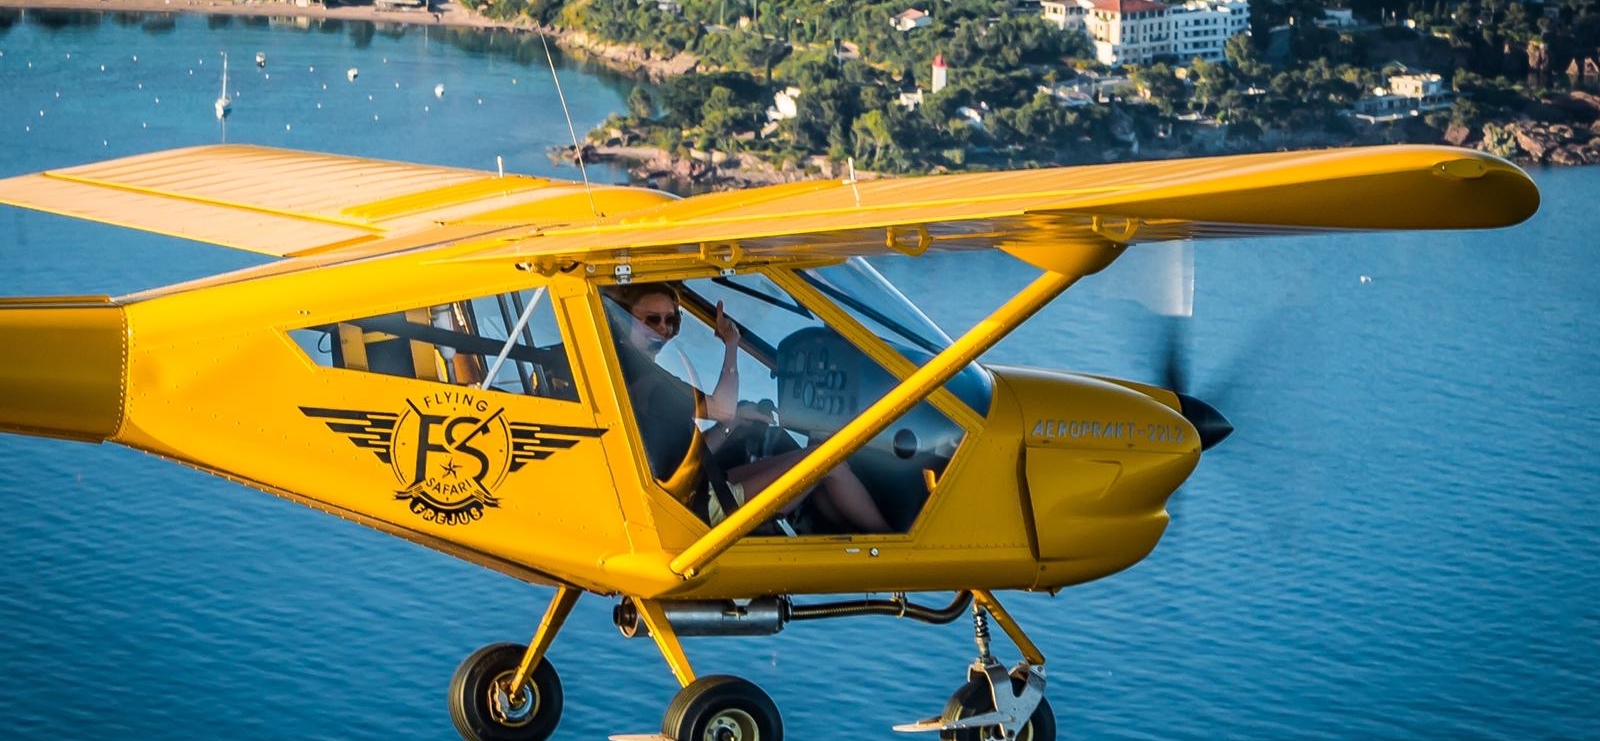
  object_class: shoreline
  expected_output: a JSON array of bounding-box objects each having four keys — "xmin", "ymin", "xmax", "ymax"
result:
[
  {"xmin": 5, "ymin": 0, "xmax": 1594, "ymax": 178},
  {"xmin": 0, "ymin": 0, "xmax": 700, "ymax": 78},
  {"xmin": 0, "ymin": 0, "xmax": 530, "ymax": 33}
]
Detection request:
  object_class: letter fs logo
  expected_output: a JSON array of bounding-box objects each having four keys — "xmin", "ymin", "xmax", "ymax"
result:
[{"xmin": 301, "ymin": 397, "xmax": 605, "ymax": 526}]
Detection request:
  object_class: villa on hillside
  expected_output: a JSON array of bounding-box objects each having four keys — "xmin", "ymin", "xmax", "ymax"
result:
[
  {"xmin": 892, "ymin": 8, "xmax": 933, "ymax": 31},
  {"xmin": 1043, "ymin": 0, "xmax": 1251, "ymax": 67},
  {"xmin": 1353, "ymin": 72, "xmax": 1454, "ymax": 123}
]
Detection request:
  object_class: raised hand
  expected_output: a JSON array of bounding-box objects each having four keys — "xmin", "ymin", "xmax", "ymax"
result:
[{"xmin": 713, "ymin": 300, "xmax": 740, "ymax": 347}]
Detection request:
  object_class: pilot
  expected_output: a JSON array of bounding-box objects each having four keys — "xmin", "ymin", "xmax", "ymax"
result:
[{"xmin": 604, "ymin": 283, "xmax": 890, "ymax": 533}]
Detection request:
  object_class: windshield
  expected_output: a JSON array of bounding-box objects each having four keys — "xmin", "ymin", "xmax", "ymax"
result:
[
  {"xmin": 799, "ymin": 258, "xmax": 953, "ymax": 356},
  {"xmin": 797, "ymin": 258, "xmax": 991, "ymax": 415},
  {"xmin": 600, "ymin": 269, "xmax": 990, "ymax": 535}
]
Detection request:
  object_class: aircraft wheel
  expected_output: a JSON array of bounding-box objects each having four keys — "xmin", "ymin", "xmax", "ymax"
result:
[
  {"xmin": 937, "ymin": 673, "xmax": 1055, "ymax": 741},
  {"xmin": 448, "ymin": 643, "xmax": 563, "ymax": 741},
  {"xmin": 661, "ymin": 674, "xmax": 782, "ymax": 741}
]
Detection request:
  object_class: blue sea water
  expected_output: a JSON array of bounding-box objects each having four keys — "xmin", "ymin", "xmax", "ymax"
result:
[{"xmin": 2, "ymin": 11, "xmax": 1599, "ymax": 741}]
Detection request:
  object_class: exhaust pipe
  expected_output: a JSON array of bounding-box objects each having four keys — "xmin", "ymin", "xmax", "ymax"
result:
[
  {"xmin": 613, "ymin": 598, "xmax": 789, "ymax": 638},
  {"xmin": 0, "ymin": 297, "xmax": 127, "ymax": 442}
]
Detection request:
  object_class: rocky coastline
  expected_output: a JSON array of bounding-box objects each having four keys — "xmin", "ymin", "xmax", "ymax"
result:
[{"xmin": 6, "ymin": 0, "xmax": 1596, "ymax": 191}]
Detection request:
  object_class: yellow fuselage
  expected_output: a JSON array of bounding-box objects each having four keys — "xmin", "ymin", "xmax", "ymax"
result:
[{"xmin": 0, "ymin": 223, "xmax": 1196, "ymax": 601}]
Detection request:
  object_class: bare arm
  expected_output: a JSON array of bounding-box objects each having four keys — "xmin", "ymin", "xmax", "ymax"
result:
[{"xmin": 707, "ymin": 301, "xmax": 740, "ymax": 423}]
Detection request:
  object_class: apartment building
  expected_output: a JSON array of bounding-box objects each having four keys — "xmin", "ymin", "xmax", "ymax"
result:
[{"xmin": 1043, "ymin": 0, "xmax": 1250, "ymax": 67}]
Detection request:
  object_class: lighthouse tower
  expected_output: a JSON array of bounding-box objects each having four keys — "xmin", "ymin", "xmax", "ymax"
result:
[{"xmin": 932, "ymin": 54, "xmax": 948, "ymax": 93}]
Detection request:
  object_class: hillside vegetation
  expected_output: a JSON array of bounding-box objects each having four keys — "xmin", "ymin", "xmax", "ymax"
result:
[{"xmin": 462, "ymin": 0, "xmax": 1600, "ymax": 178}]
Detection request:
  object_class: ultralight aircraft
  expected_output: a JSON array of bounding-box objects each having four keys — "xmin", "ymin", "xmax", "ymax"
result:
[{"xmin": 0, "ymin": 143, "xmax": 1538, "ymax": 740}]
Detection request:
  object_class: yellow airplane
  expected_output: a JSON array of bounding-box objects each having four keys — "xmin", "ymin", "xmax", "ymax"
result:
[{"xmin": 0, "ymin": 144, "xmax": 1537, "ymax": 741}]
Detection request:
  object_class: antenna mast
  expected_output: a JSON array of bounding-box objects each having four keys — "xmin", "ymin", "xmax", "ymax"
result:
[{"xmin": 539, "ymin": 33, "xmax": 600, "ymax": 222}]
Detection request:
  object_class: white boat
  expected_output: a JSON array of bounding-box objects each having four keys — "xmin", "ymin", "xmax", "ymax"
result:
[
  {"xmin": 214, "ymin": 52, "xmax": 232, "ymax": 119},
  {"xmin": 347, "ymin": 67, "xmax": 359, "ymax": 81},
  {"xmin": 255, "ymin": 51, "xmax": 265, "ymax": 68}
]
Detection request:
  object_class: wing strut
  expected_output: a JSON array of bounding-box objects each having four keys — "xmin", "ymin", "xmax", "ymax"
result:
[{"xmin": 668, "ymin": 269, "xmax": 1081, "ymax": 578}]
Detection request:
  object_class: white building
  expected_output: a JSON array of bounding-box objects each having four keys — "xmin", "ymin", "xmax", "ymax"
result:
[
  {"xmin": 1037, "ymin": 83, "xmax": 1096, "ymax": 106},
  {"xmin": 1082, "ymin": 0, "xmax": 1174, "ymax": 67},
  {"xmin": 767, "ymin": 87, "xmax": 802, "ymax": 122},
  {"xmin": 1388, "ymin": 72, "xmax": 1445, "ymax": 98},
  {"xmin": 1353, "ymin": 72, "xmax": 1453, "ymax": 123},
  {"xmin": 1170, "ymin": 0, "xmax": 1250, "ymax": 63},
  {"xmin": 1041, "ymin": 0, "xmax": 1089, "ymax": 30},
  {"xmin": 1048, "ymin": 0, "xmax": 1250, "ymax": 68},
  {"xmin": 892, "ymin": 8, "xmax": 932, "ymax": 32}
]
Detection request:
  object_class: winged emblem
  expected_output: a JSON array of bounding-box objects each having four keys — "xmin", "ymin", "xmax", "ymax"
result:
[
  {"xmin": 508, "ymin": 422, "xmax": 608, "ymax": 471},
  {"xmin": 299, "ymin": 402, "xmax": 605, "ymax": 525},
  {"xmin": 298, "ymin": 406, "xmax": 399, "ymax": 464}
]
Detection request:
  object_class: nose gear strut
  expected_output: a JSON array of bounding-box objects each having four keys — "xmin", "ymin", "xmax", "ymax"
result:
[{"xmin": 892, "ymin": 591, "xmax": 1051, "ymax": 740}]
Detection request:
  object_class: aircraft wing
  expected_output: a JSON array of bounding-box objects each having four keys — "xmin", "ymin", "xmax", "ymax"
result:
[
  {"xmin": 0, "ymin": 144, "xmax": 620, "ymax": 257},
  {"xmin": 0, "ymin": 144, "xmax": 1538, "ymax": 268},
  {"xmin": 452, "ymin": 144, "xmax": 1539, "ymax": 266}
]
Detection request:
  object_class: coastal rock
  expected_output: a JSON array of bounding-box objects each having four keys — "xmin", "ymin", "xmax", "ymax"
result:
[
  {"xmin": 1444, "ymin": 124, "xmax": 1475, "ymax": 147},
  {"xmin": 1559, "ymin": 90, "xmax": 1600, "ymax": 118},
  {"xmin": 1500, "ymin": 119, "xmax": 1600, "ymax": 166},
  {"xmin": 1510, "ymin": 122, "xmax": 1553, "ymax": 161},
  {"xmin": 561, "ymin": 30, "xmax": 698, "ymax": 80}
]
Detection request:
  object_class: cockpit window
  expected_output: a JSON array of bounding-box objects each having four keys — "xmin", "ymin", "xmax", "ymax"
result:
[
  {"xmin": 601, "ymin": 272, "xmax": 982, "ymax": 535},
  {"xmin": 288, "ymin": 288, "xmax": 579, "ymax": 401},
  {"xmin": 797, "ymin": 258, "xmax": 993, "ymax": 416},
  {"xmin": 799, "ymin": 258, "xmax": 953, "ymax": 355}
]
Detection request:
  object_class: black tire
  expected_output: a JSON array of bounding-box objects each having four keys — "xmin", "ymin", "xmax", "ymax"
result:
[
  {"xmin": 448, "ymin": 643, "xmax": 563, "ymax": 741},
  {"xmin": 661, "ymin": 674, "xmax": 783, "ymax": 741},
  {"xmin": 938, "ymin": 672, "xmax": 1055, "ymax": 741}
]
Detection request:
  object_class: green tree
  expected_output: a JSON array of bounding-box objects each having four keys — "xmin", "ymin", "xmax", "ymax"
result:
[
  {"xmin": 1191, "ymin": 58, "xmax": 1237, "ymax": 117},
  {"xmin": 627, "ymin": 86, "xmax": 655, "ymax": 121},
  {"xmin": 1129, "ymin": 63, "xmax": 1184, "ymax": 116},
  {"xmin": 852, "ymin": 109, "xmax": 893, "ymax": 166},
  {"xmin": 1224, "ymin": 33, "xmax": 1266, "ymax": 79}
]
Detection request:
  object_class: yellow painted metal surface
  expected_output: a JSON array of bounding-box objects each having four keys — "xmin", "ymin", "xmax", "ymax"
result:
[
  {"xmin": 974, "ymin": 590, "xmax": 1047, "ymax": 666},
  {"xmin": 456, "ymin": 145, "xmax": 1540, "ymax": 264},
  {"xmin": 509, "ymin": 586, "xmax": 580, "ymax": 693},
  {"xmin": 0, "ymin": 145, "xmax": 675, "ymax": 257},
  {"xmin": 0, "ymin": 297, "xmax": 126, "ymax": 442},
  {"xmin": 634, "ymin": 598, "xmax": 697, "ymax": 687},
  {"xmin": 993, "ymin": 366, "xmax": 1198, "ymax": 588},
  {"xmin": 0, "ymin": 145, "xmax": 1538, "ymax": 269},
  {"xmin": 0, "ymin": 144, "xmax": 1543, "ymax": 608}
]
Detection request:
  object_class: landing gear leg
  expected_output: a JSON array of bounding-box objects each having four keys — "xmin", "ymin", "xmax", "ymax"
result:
[
  {"xmin": 894, "ymin": 590, "xmax": 1054, "ymax": 741},
  {"xmin": 630, "ymin": 598, "xmax": 785, "ymax": 741},
  {"xmin": 449, "ymin": 586, "xmax": 579, "ymax": 741}
]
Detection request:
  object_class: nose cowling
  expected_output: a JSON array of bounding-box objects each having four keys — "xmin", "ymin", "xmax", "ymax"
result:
[
  {"xmin": 988, "ymin": 366, "xmax": 1204, "ymax": 587},
  {"xmin": 1174, "ymin": 392, "xmax": 1232, "ymax": 451},
  {"xmin": 0, "ymin": 297, "xmax": 127, "ymax": 442}
]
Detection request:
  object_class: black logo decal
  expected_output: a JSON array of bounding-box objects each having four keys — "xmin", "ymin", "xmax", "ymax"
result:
[{"xmin": 301, "ymin": 392, "xmax": 605, "ymax": 526}]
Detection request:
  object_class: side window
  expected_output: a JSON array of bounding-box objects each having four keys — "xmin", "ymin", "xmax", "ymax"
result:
[
  {"xmin": 604, "ymin": 276, "xmax": 966, "ymax": 535},
  {"xmin": 289, "ymin": 288, "xmax": 579, "ymax": 401}
]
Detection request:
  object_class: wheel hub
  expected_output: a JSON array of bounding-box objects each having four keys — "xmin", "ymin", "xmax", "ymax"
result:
[
  {"xmin": 706, "ymin": 708, "xmax": 757, "ymax": 740},
  {"xmin": 488, "ymin": 670, "xmax": 539, "ymax": 727}
]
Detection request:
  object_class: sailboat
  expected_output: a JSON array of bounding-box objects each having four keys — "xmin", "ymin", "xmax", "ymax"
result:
[{"xmin": 214, "ymin": 52, "xmax": 232, "ymax": 120}]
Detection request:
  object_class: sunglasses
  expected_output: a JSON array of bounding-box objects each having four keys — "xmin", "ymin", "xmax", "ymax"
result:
[{"xmin": 633, "ymin": 309, "xmax": 681, "ymax": 331}]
